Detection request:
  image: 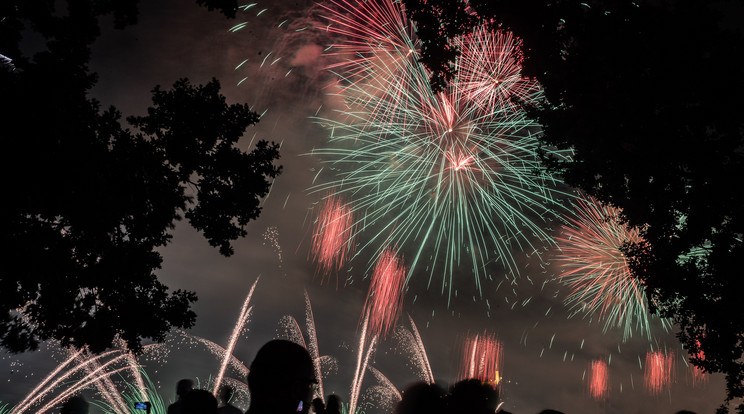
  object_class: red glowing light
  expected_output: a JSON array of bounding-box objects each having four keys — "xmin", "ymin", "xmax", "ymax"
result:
[
  {"xmin": 311, "ymin": 195, "xmax": 356, "ymax": 280},
  {"xmin": 362, "ymin": 247, "xmax": 406, "ymax": 338},
  {"xmin": 644, "ymin": 351, "xmax": 674, "ymax": 395},
  {"xmin": 458, "ymin": 332, "xmax": 503, "ymax": 387},
  {"xmin": 589, "ymin": 359, "xmax": 609, "ymax": 400}
]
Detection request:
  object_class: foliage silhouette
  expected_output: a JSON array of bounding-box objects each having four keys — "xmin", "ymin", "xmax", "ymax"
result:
[{"xmin": 0, "ymin": 0, "xmax": 281, "ymax": 353}]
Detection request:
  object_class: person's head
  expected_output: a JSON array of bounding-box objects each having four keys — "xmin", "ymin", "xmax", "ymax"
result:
[
  {"xmin": 449, "ymin": 379, "xmax": 499, "ymax": 414},
  {"xmin": 395, "ymin": 382, "xmax": 447, "ymax": 414},
  {"xmin": 61, "ymin": 395, "xmax": 89, "ymax": 414},
  {"xmin": 176, "ymin": 378, "xmax": 194, "ymax": 399},
  {"xmin": 247, "ymin": 340, "xmax": 317, "ymax": 414},
  {"xmin": 218, "ymin": 385, "xmax": 235, "ymax": 404},
  {"xmin": 182, "ymin": 389, "xmax": 218, "ymax": 414}
]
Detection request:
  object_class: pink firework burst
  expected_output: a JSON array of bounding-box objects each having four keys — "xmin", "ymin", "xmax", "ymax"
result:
[
  {"xmin": 361, "ymin": 247, "xmax": 407, "ymax": 338},
  {"xmin": 456, "ymin": 28, "xmax": 542, "ymax": 115},
  {"xmin": 588, "ymin": 359, "xmax": 609, "ymax": 400},
  {"xmin": 311, "ymin": 195, "xmax": 356, "ymax": 281},
  {"xmin": 644, "ymin": 351, "xmax": 674, "ymax": 395},
  {"xmin": 458, "ymin": 332, "xmax": 503, "ymax": 387},
  {"xmin": 556, "ymin": 196, "xmax": 669, "ymax": 340}
]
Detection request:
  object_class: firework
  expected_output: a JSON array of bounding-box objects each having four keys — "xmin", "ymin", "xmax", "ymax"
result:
[
  {"xmin": 212, "ymin": 277, "xmax": 259, "ymax": 395},
  {"xmin": 310, "ymin": 0, "xmax": 571, "ymax": 297},
  {"xmin": 362, "ymin": 247, "xmax": 407, "ymax": 339},
  {"xmin": 456, "ymin": 28, "xmax": 542, "ymax": 116},
  {"xmin": 588, "ymin": 359, "xmax": 609, "ymax": 400},
  {"xmin": 644, "ymin": 351, "xmax": 674, "ymax": 395},
  {"xmin": 458, "ymin": 332, "xmax": 503, "ymax": 386},
  {"xmin": 277, "ymin": 291, "xmax": 339, "ymax": 402},
  {"xmin": 349, "ymin": 315, "xmax": 378, "ymax": 414},
  {"xmin": 395, "ymin": 315, "xmax": 435, "ymax": 384},
  {"xmin": 556, "ymin": 196, "xmax": 671, "ymax": 340},
  {"xmin": 311, "ymin": 195, "xmax": 356, "ymax": 280}
]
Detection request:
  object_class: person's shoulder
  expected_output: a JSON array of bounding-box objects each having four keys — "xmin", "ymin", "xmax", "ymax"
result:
[
  {"xmin": 217, "ymin": 405, "xmax": 243, "ymax": 414},
  {"xmin": 167, "ymin": 402, "xmax": 182, "ymax": 414}
]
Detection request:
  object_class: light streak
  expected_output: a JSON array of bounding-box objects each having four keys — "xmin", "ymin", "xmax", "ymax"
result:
[
  {"xmin": 212, "ymin": 277, "xmax": 259, "ymax": 395},
  {"xmin": 311, "ymin": 195, "xmax": 356, "ymax": 280},
  {"xmin": 362, "ymin": 247, "xmax": 406, "ymax": 339},
  {"xmin": 644, "ymin": 351, "xmax": 674, "ymax": 395},
  {"xmin": 589, "ymin": 359, "xmax": 609, "ymax": 400}
]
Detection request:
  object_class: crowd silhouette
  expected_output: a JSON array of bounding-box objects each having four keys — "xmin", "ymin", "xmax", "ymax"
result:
[{"xmin": 59, "ymin": 339, "xmax": 700, "ymax": 414}]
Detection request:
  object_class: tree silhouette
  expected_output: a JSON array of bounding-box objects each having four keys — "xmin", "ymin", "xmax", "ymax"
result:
[
  {"xmin": 0, "ymin": 0, "xmax": 280, "ymax": 353},
  {"xmin": 404, "ymin": 0, "xmax": 744, "ymax": 411}
]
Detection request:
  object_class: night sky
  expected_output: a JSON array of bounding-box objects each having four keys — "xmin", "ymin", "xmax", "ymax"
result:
[{"xmin": 0, "ymin": 1, "xmax": 727, "ymax": 413}]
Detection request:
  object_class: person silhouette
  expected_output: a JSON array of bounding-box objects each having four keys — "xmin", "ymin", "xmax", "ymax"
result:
[
  {"xmin": 218, "ymin": 385, "xmax": 243, "ymax": 414},
  {"xmin": 168, "ymin": 378, "xmax": 194, "ymax": 414},
  {"xmin": 394, "ymin": 382, "xmax": 448, "ymax": 414},
  {"xmin": 245, "ymin": 340, "xmax": 317, "ymax": 414},
  {"xmin": 61, "ymin": 395, "xmax": 89, "ymax": 414},
  {"xmin": 311, "ymin": 395, "xmax": 342, "ymax": 414},
  {"xmin": 448, "ymin": 379, "xmax": 499, "ymax": 414},
  {"xmin": 183, "ymin": 389, "xmax": 218, "ymax": 414}
]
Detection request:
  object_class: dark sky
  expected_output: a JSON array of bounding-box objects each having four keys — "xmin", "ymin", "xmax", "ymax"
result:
[{"xmin": 0, "ymin": 1, "xmax": 727, "ymax": 413}]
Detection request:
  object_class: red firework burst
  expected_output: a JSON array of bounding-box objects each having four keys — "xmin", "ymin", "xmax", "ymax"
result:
[
  {"xmin": 588, "ymin": 359, "xmax": 609, "ymax": 400},
  {"xmin": 311, "ymin": 195, "xmax": 356, "ymax": 281},
  {"xmin": 362, "ymin": 247, "xmax": 406, "ymax": 338},
  {"xmin": 644, "ymin": 351, "xmax": 674, "ymax": 395},
  {"xmin": 458, "ymin": 332, "xmax": 503, "ymax": 387}
]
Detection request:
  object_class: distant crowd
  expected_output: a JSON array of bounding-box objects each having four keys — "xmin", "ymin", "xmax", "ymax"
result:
[{"xmin": 60, "ymin": 339, "xmax": 698, "ymax": 414}]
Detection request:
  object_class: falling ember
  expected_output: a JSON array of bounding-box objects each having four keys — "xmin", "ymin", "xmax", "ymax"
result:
[
  {"xmin": 644, "ymin": 351, "xmax": 674, "ymax": 395},
  {"xmin": 362, "ymin": 247, "xmax": 407, "ymax": 338},
  {"xmin": 311, "ymin": 195, "xmax": 356, "ymax": 280},
  {"xmin": 589, "ymin": 359, "xmax": 609, "ymax": 400},
  {"xmin": 263, "ymin": 226, "xmax": 283, "ymax": 266},
  {"xmin": 458, "ymin": 332, "xmax": 503, "ymax": 387}
]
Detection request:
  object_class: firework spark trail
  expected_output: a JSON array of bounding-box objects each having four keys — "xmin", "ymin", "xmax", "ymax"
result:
[
  {"xmin": 366, "ymin": 366, "xmax": 402, "ymax": 411},
  {"xmin": 304, "ymin": 291, "xmax": 327, "ymax": 401},
  {"xmin": 589, "ymin": 359, "xmax": 609, "ymax": 400},
  {"xmin": 644, "ymin": 351, "xmax": 674, "ymax": 395},
  {"xmin": 10, "ymin": 350, "xmax": 83, "ymax": 414},
  {"xmin": 186, "ymin": 336, "xmax": 250, "ymax": 380},
  {"xmin": 213, "ymin": 277, "xmax": 259, "ymax": 395},
  {"xmin": 21, "ymin": 352, "xmax": 131, "ymax": 414},
  {"xmin": 114, "ymin": 338, "xmax": 149, "ymax": 403},
  {"xmin": 362, "ymin": 247, "xmax": 406, "ymax": 339},
  {"xmin": 456, "ymin": 28, "xmax": 542, "ymax": 116},
  {"xmin": 310, "ymin": 0, "xmax": 573, "ymax": 299},
  {"xmin": 311, "ymin": 195, "xmax": 356, "ymax": 281},
  {"xmin": 396, "ymin": 315, "xmax": 434, "ymax": 384},
  {"xmin": 349, "ymin": 315, "xmax": 377, "ymax": 414},
  {"xmin": 263, "ymin": 227, "xmax": 283, "ymax": 267},
  {"xmin": 556, "ymin": 196, "xmax": 671, "ymax": 340},
  {"xmin": 35, "ymin": 364, "xmax": 131, "ymax": 414},
  {"xmin": 458, "ymin": 332, "xmax": 503, "ymax": 387},
  {"xmin": 11, "ymin": 350, "xmax": 126, "ymax": 414},
  {"xmin": 75, "ymin": 350, "xmax": 129, "ymax": 413}
]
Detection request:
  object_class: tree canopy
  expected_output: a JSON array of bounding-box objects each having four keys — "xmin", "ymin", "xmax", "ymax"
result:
[
  {"xmin": 404, "ymin": 0, "xmax": 744, "ymax": 410},
  {"xmin": 0, "ymin": 0, "xmax": 280, "ymax": 353}
]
